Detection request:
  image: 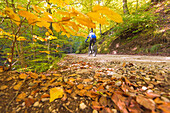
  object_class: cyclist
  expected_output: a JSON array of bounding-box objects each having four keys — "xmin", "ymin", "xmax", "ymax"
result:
[{"xmin": 85, "ymin": 29, "xmax": 96, "ymax": 53}]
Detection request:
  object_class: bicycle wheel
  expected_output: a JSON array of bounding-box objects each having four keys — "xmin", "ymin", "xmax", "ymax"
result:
[
  {"xmin": 88, "ymin": 46, "xmax": 92, "ymax": 56},
  {"xmin": 92, "ymin": 45, "xmax": 97, "ymax": 57}
]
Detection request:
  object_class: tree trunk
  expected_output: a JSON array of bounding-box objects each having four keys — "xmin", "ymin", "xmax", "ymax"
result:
[{"xmin": 123, "ymin": 0, "xmax": 130, "ymax": 14}]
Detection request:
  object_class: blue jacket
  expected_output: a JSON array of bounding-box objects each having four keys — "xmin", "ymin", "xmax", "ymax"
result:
[{"xmin": 85, "ymin": 32, "xmax": 96, "ymax": 42}]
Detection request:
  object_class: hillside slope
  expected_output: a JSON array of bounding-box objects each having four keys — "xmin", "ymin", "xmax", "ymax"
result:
[{"xmin": 99, "ymin": 0, "xmax": 170, "ymax": 56}]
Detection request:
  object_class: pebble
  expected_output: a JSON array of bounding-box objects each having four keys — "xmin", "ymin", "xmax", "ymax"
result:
[
  {"xmin": 161, "ymin": 96, "xmax": 170, "ymax": 102},
  {"xmin": 142, "ymin": 86, "xmax": 147, "ymax": 91},
  {"xmin": 41, "ymin": 98, "xmax": 49, "ymax": 102},
  {"xmin": 115, "ymin": 81, "xmax": 122, "ymax": 87},
  {"xmin": 147, "ymin": 89, "xmax": 153, "ymax": 93},
  {"xmin": 92, "ymin": 110, "xmax": 98, "ymax": 113},
  {"xmin": 16, "ymin": 107, "xmax": 21, "ymax": 112},
  {"xmin": 112, "ymin": 109, "xmax": 118, "ymax": 113},
  {"xmin": 33, "ymin": 101, "xmax": 39, "ymax": 107},
  {"xmin": 145, "ymin": 78, "xmax": 150, "ymax": 81},
  {"xmin": 79, "ymin": 103, "xmax": 87, "ymax": 109}
]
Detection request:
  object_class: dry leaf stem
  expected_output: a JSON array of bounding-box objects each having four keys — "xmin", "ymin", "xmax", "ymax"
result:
[{"xmin": 6, "ymin": 75, "xmax": 29, "ymax": 112}]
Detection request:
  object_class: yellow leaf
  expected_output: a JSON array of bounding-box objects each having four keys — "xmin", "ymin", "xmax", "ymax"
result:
[
  {"xmin": 36, "ymin": 18, "xmax": 50, "ymax": 28},
  {"xmin": 19, "ymin": 73, "xmax": 28, "ymax": 79},
  {"xmin": 75, "ymin": 16, "xmax": 96, "ymax": 28},
  {"xmin": 29, "ymin": 72, "xmax": 38, "ymax": 79},
  {"xmin": 53, "ymin": 23, "xmax": 60, "ymax": 32},
  {"xmin": 16, "ymin": 92, "xmax": 26, "ymax": 102},
  {"xmin": 5, "ymin": 7, "xmax": 20, "ymax": 26},
  {"xmin": 13, "ymin": 82, "xmax": 22, "ymax": 90},
  {"xmin": 32, "ymin": 5, "xmax": 44, "ymax": 13},
  {"xmin": 17, "ymin": 36, "xmax": 26, "ymax": 41},
  {"xmin": 47, "ymin": 35, "xmax": 58, "ymax": 40},
  {"xmin": 92, "ymin": 5, "xmax": 123, "ymax": 23},
  {"xmin": 42, "ymin": 12, "xmax": 54, "ymax": 22},
  {"xmin": 18, "ymin": 10, "xmax": 38, "ymax": 25},
  {"xmin": 87, "ymin": 12, "xmax": 108, "ymax": 25},
  {"xmin": 50, "ymin": 87, "xmax": 64, "ymax": 102},
  {"xmin": 45, "ymin": 32, "xmax": 50, "ymax": 36},
  {"xmin": 17, "ymin": 5, "xmax": 27, "ymax": 10},
  {"xmin": 39, "ymin": 51, "xmax": 50, "ymax": 54},
  {"xmin": 0, "ymin": 85, "xmax": 8, "ymax": 90}
]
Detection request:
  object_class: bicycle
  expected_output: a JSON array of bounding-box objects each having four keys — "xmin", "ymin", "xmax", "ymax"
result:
[{"xmin": 88, "ymin": 44, "xmax": 97, "ymax": 57}]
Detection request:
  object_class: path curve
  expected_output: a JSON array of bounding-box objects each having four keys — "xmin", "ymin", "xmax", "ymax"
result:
[{"xmin": 68, "ymin": 54, "xmax": 170, "ymax": 65}]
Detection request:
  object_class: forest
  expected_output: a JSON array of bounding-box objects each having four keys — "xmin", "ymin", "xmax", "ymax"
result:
[{"xmin": 0, "ymin": 0, "xmax": 169, "ymax": 113}]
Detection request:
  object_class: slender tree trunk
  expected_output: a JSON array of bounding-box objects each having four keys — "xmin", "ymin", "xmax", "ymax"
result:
[
  {"xmin": 123, "ymin": 0, "xmax": 130, "ymax": 14},
  {"xmin": 136, "ymin": 0, "xmax": 138, "ymax": 11}
]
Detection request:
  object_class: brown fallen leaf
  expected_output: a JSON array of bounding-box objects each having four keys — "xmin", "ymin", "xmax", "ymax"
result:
[
  {"xmin": 19, "ymin": 73, "xmax": 28, "ymax": 79},
  {"xmin": 84, "ymin": 85, "xmax": 93, "ymax": 90},
  {"xmin": 136, "ymin": 95, "xmax": 155, "ymax": 110},
  {"xmin": 157, "ymin": 102, "xmax": 170, "ymax": 113},
  {"xmin": 92, "ymin": 101, "xmax": 104, "ymax": 110},
  {"xmin": 77, "ymin": 84, "xmax": 84, "ymax": 89},
  {"xmin": 99, "ymin": 96, "xmax": 108, "ymax": 107},
  {"xmin": 29, "ymin": 72, "xmax": 38, "ymax": 79},
  {"xmin": 16, "ymin": 92, "xmax": 26, "ymax": 102},
  {"xmin": 154, "ymin": 97, "xmax": 164, "ymax": 104},
  {"xmin": 41, "ymin": 75, "xmax": 46, "ymax": 79},
  {"xmin": 13, "ymin": 81, "xmax": 22, "ymax": 90},
  {"xmin": 25, "ymin": 98, "xmax": 35, "ymax": 107},
  {"xmin": 41, "ymin": 94, "xmax": 50, "ymax": 98},
  {"xmin": 53, "ymin": 73, "xmax": 62, "ymax": 77},
  {"xmin": 0, "ymin": 85, "xmax": 8, "ymax": 90},
  {"xmin": 128, "ymin": 99, "xmax": 142, "ymax": 113},
  {"xmin": 111, "ymin": 92, "xmax": 128, "ymax": 113},
  {"xmin": 31, "ymin": 90, "xmax": 39, "ymax": 96},
  {"xmin": 145, "ymin": 92, "xmax": 160, "ymax": 99}
]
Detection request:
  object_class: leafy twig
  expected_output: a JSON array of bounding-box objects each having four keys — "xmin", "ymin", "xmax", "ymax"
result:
[{"xmin": 5, "ymin": 74, "xmax": 29, "ymax": 112}]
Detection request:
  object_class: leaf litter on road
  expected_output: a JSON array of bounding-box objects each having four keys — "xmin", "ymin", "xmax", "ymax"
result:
[{"xmin": 0, "ymin": 55, "xmax": 169, "ymax": 113}]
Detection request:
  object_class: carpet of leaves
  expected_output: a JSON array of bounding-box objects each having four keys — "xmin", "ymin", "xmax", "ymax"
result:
[{"xmin": 0, "ymin": 55, "xmax": 170, "ymax": 113}]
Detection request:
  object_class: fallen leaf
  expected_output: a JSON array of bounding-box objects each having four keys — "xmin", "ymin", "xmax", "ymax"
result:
[
  {"xmin": 77, "ymin": 84, "xmax": 84, "ymax": 89},
  {"xmin": 0, "ymin": 85, "xmax": 8, "ymax": 90},
  {"xmin": 61, "ymin": 93, "xmax": 67, "ymax": 101},
  {"xmin": 111, "ymin": 92, "xmax": 128, "ymax": 113},
  {"xmin": 99, "ymin": 96, "xmax": 108, "ymax": 107},
  {"xmin": 19, "ymin": 73, "xmax": 28, "ymax": 79},
  {"xmin": 84, "ymin": 85, "xmax": 93, "ymax": 90},
  {"xmin": 69, "ymin": 78, "xmax": 76, "ymax": 82},
  {"xmin": 136, "ymin": 95, "xmax": 155, "ymax": 110},
  {"xmin": 83, "ymin": 78, "xmax": 92, "ymax": 82},
  {"xmin": 6, "ymin": 77, "xmax": 13, "ymax": 81},
  {"xmin": 65, "ymin": 89, "xmax": 72, "ymax": 94},
  {"xmin": 29, "ymin": 72, "xmax": 38, "ymax": 79},
  {"xmin": 69, "ymin": 74, "xmax": 77, "ymax": 77},
  {"xmin": 50, "ymin": 87, "xmax": 64, "ymax": 102},
  {"xmin": 154, "ymin": 97, "xmax": 164, "ymax": 104},
  {"xmin": 13, "ymin": 81, "xmax": 22, "ymax": 90},
  {"xmin": 92, "ymin": 101, "xmax": 104, "ymax": 110},
  {"xmin": 41, "ymin": 94, "xmax": 50, "ymax": 98},
  {"xmin": 16, "ymin": 92, "xmax": 26, "ymax": 102},
  {"xmin": 31, "ymin": 90, "xmax": 39, "ymax": 96},
  {"xmin": 157, "ymin": 102, "xmax": 170, "ymax": 113},
  {"xmin": 25, "ymin": 98, "xmax": 35, "ymax": 107},
  {"xmin": 78, "ymin": 89, "xmax": 87, "ymax": 96},
  {"xmin": 146, "ymin": 92, "xmax": 160, "ymax": 98},
  {"xmin": 41, "ymin": 75, "xmax": 46, "ymax": 79},
  {"xmin": 53, "ymin": 74, "xmax": 62, "ymax": 77},
  {"xmin": 128, "ymin": 99, "xmax": 142, "ymax": 113}
]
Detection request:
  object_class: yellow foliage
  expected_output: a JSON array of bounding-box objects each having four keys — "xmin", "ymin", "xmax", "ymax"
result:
[
  {"xmin": 18, "ymin": 11, "xmax": 38, "ymax": 25},
  {"xmin": 92, "ymin": 5, "xmax": 123, "ymax": 23},
  {"xmin": 17, "ymin": 36, "xmax": 26, "ymax": 41},
  {"xmin": 32, "ymin": 5, "xmax": 44, "ymax": 13},
  {"xmin": 17, "ymin": 5, "xmax": 27, "ymax": 10},
  {"xmin": 42, "ymin": 12, "xmax": 54, "ymax": 22},
  {"xmin": 75, "ymin": 16, "xmax": 96, "ymax": 28},
  {"xmin": 87, "ymin": 12, "xmax": 108, "ymax": 25},
  {"xmin": 45, "ymin": 32, "xmax": 50, "ymax": 36},
  {"xmin": 5, "ymin": 7, "xmax": 20, "ymax": 26},
  {"xmin": 36, "ymin": 18, "xmax": 50, "ymax": 28},
  {"xmin": 39, "ymin": 51, "xmax": 50, "ymax": 54},
  {"xmin": 50, "ymin": 87, "xmax": 64, "ymax": 102},
  {"xmin": 53, "ymin": 23, "xmax": 61, "ymax": 32},
  {"xmin": 47, "ymin": 35, "xmax": 58, "ymax": 40}
]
